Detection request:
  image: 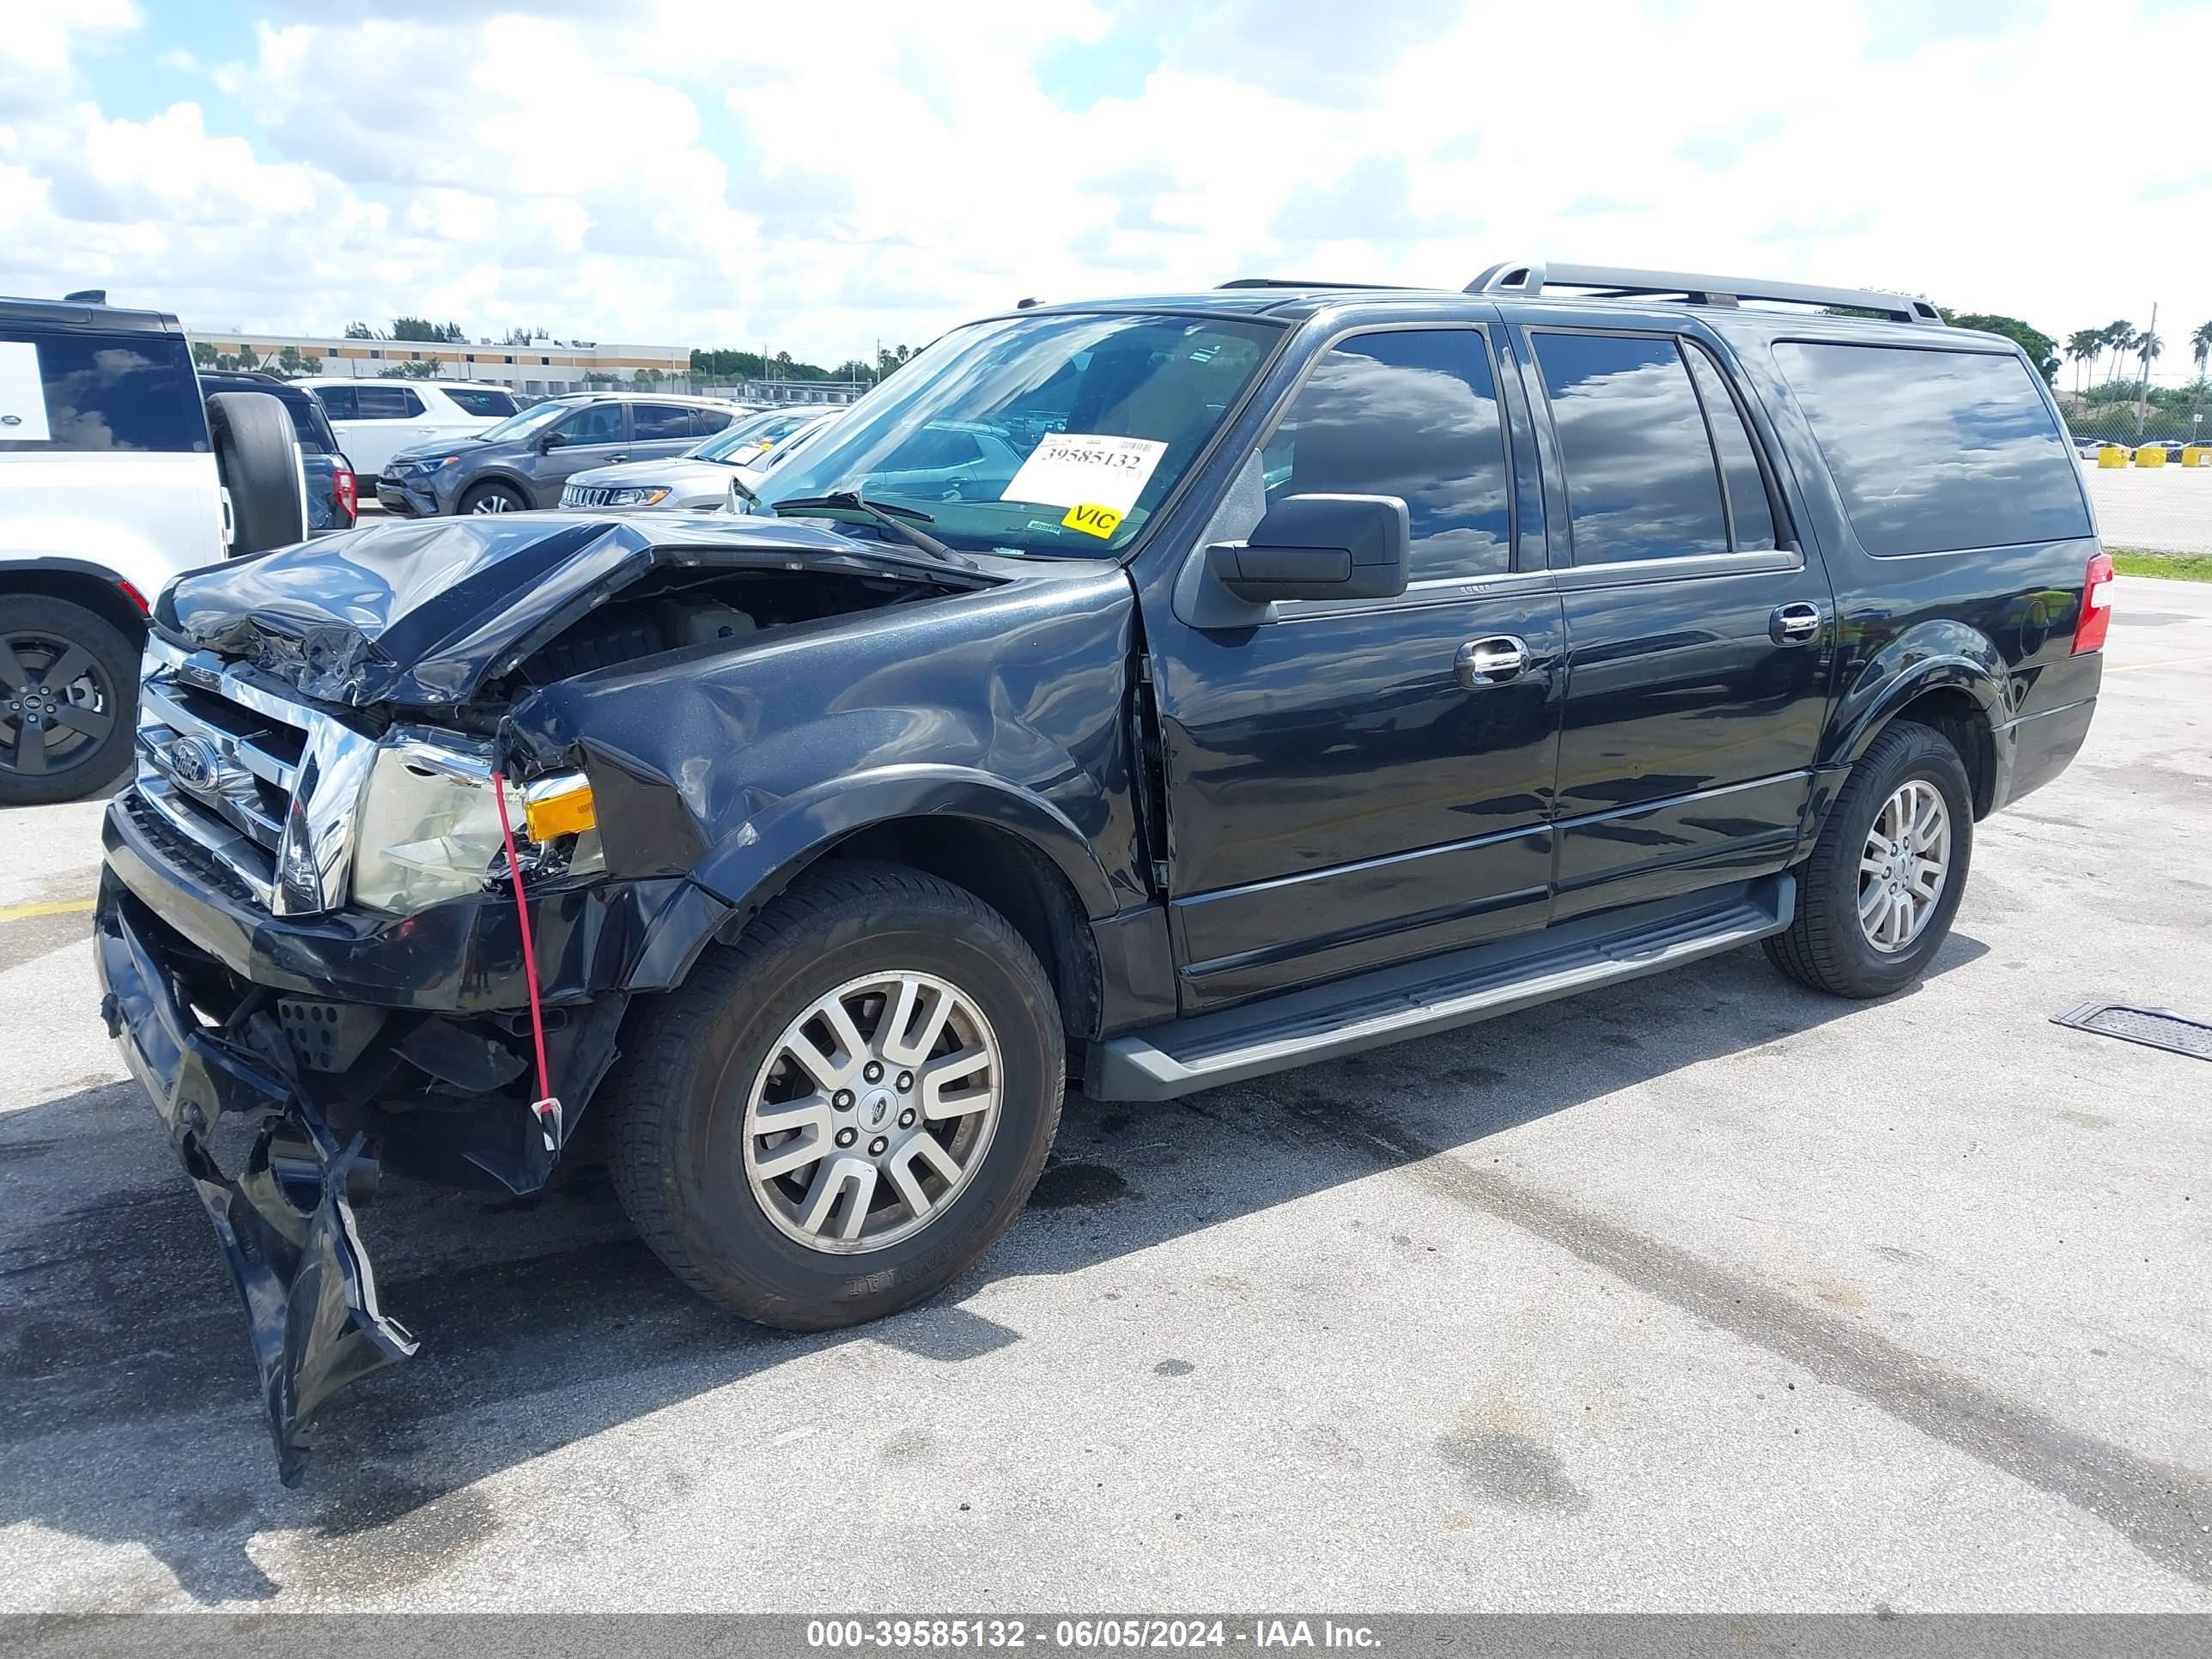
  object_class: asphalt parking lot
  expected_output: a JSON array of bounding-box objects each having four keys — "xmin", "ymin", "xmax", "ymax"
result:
[{"xmin": 2, "ymin": 579, "xmax": 2209, "ymax": 1613}]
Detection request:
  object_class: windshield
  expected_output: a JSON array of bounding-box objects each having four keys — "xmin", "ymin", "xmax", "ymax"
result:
[
  {"xmin": 477, "ymin": 399, "xmax": 583, "ymax": 444},
  {"xmin": 754, "ymin": 312, "xmax": 1279, "ymax": 556},
  {"xmin": 690, "ymin": 408, "xmax": 814, "ymax": 463}
]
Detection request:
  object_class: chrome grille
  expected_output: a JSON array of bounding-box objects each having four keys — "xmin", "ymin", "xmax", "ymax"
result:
[
  {"xmin": 132, "ymin": 637, "xmax": 375, "ymax": 915},
  {"xmin": 561, "ymin": 483, "xmax": 615, "ymax": 507}
]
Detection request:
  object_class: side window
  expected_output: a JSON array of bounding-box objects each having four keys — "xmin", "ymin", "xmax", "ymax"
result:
[
  {"xmin": 1684, "ymin": 344, "xmax": 1779, "ymax": 551},
  {"xmin": 0, "ymin": 328, "xmax": 204, "ymax": 453},
  {"xmin": 896, "ymin": 428, "xmax": 984, "ymax": 470},
  {"xmin": 631, "ymin": 403, "xmax": 693, "ymax": 441},
  {"xmin": 442, "ymin": 386, "xmax": 515, "ymax": 417},
  {"xmin": 353, "ymin": 385, "xmax": 424, "ymax": 419},
  {"xmin": 315, "ymin": 385, "xmax": 358, "ymax": 421},
  {"xmin": 1533, "ymin": 332, "xmax": 1729, "ymax": 564},
  {"xmin": 1267, "ymin": 328, "xmax": 1511, "ymax": 580},
  {"xmin": 1773, "ymin": 341, "xmax": 2090, "ymax": 556},
  {"xmin": 690, "ymin": 406, "xmax": 735, "ymax": 435},
  {"xmin": 555, "ymin": 403, "xmax": 624, "ymax": 446}
]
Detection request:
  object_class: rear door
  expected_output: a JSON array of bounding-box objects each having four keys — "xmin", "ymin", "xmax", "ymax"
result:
[
  {"xmin": 321, "ymin": 383, "xmax": 430, "ymax": 477},
  {"xmin": 1522, "ymin": 326, "xmax": 1836, "ymax": 919},
  {"xmin": 630, "ymin": 402, "xmax": 705, "ymax": 461},
  {"xmin": 1142, "ymin": 322, "xmax": 1567, "ymax": 1009}
]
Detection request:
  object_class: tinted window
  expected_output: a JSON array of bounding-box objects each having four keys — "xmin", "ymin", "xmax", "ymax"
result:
[
  {"xmin": 554, "ymin": 403, "xmax": 623, "ymax": 446},
  {"xmin": 1684, "ymin": 345, "xmax": 1778, "ymax": 551},
  {"xmin": 631, "ymin": 403, "xmax": 693, "ymax": 441},
  {"xmin": 353, "ymin": 385, "xmax": 423, "ymax": 419},
  {"xmin": 442, "ymin": 386, "xmax": 515, "ymax": 417},
  {"xmin": 689, "ymin": 406, "xmax": 735, "ymax": 435},
  {"xmin": 1266, "ymin": 329, "xmax": 1510, "ymax": 580},
  {"xmin": 313, "ymin": 384, "xmax": 358, "ymax": 420},
  {"xmin": 1774, "ymin": 342, "xmax": 2090, "ymax": 556},
  {"xmin": 896, "ymin": 428, "xmax": 984, "ymax": 469},
  {"xmin": 1534, "ymin": 333, "xmax": 1729, "ymax": 564},
  {"xmin": 0, "ymin": 328, "xmax": 204, "ymax": 453}
]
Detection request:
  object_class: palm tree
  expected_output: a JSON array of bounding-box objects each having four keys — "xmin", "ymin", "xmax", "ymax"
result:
[
  {"xmin": 2136, "ymin": 329, "xmax": 2162, "ymax": 387},
  {"xmin": 2192, "ymin": 319, "xmax": 2212, "ymax": 381},
  {"xmin": 2103, "ymin": 321, "xmax": 2135, "ymax": 387},
  {"xmin": 2065, "ymin": 328, "xmax": 2103, "ymax": 397}
]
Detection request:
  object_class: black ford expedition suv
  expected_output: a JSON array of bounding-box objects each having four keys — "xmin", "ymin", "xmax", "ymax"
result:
[{"xmin": 94, "ymin": 264, "xmax": 2108, "ymax": 1480}]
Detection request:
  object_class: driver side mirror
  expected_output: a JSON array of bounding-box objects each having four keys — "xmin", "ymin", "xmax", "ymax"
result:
[
  {"xmin": 536, "ymin": 429, "xmax": 563, "ymax": 452},
  {"xmin": 1205, "ymin": 493, "xmax": 1410, "ymax": 607}
]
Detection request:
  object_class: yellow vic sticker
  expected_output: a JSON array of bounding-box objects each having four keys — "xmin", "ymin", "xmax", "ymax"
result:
[{"xmin": 1062, "ymin": 502, "xmax": 1123, "ymax": 538}]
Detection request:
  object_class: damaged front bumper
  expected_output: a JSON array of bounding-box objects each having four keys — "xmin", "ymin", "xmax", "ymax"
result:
[{"xmin": 95, "ymin": 875, "xmax": 416, "ymax": 1486}]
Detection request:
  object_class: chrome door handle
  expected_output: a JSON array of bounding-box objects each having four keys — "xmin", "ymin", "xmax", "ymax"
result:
[
  {"xmin": 1455, "ymin": 635, "xmax": 1529, "ymax": 688},
  {"xmin": 1770, "ymin": 602, "xmax": 1824, "ymax": 645}
]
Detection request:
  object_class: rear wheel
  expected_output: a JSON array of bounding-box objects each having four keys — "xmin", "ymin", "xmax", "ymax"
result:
[
  {"xmin": 0, "ymin": 597, "xmax": 136, "ymax": 805},
  {"xmin": 462, "ymin": 481, "xmax": 526, "ymax": 515},
  {"xmin": 1765, "ymin": 720, "xmax": 1974, "ymax": 999},
  {"xmin": 606, "ymin": 861, "xmax": 1064, "ymax": 1330}
]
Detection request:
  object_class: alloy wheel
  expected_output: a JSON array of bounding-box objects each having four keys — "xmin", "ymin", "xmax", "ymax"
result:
[
  {"xmin": 0, "ymin": 632, "xmax": 114, "ymax": 780},
  {"xmin": 1857, "ymin": 779, "xmax": 1951, "ymax": 953},
  {"xmin": 741, "ymin": 970, "xmax": 1003, "ymax": 1254}
]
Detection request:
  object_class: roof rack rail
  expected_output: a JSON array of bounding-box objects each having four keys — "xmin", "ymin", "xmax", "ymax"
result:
[
  {"xmin": 1465, "ymin": 261, "xmax": 1942, "ymax": 325},
  {"xmin": 1217, "ymin": 278, "xmax": 1413, "ymax": 291}
]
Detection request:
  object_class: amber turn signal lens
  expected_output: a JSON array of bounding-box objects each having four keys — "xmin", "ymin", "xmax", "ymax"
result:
[{"xmin": 523, "ymin": 776, "xmax": 596, "ymax": 841}]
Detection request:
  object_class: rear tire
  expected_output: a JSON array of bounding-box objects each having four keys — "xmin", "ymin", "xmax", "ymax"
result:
[
  {"xmin": 1765, "ymin": 720, "xmax": 1974, "ymax": 999},
  {"xmin": 0, "ymin": 596, "xmax": 137, "ymax": 805},
  {"xmin": 461, "ymin": 481, "xmax": 526, "ymax": 515},
  {"xmin": 206, "ymin": 391, "xmax": 305, "ymax": 555},
  {"xmin": 605, "ymin": 860, "xmax": 1065, "ymax": 1331}
]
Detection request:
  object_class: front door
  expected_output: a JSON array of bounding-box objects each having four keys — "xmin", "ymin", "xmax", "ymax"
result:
[
  {"xmin": 1142, "ymin": 324, "xmax": 1566, "ymax": 1010},
  {"xmin": 527, "ymin": 401, "xmax": 630, "ymax": 504},
  {"xmin": 1519, "ymin": 326, "xmax": 1836, "ymax": 919}
]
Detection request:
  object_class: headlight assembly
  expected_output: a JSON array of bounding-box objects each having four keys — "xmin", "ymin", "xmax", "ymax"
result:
[
  {"xmin": 605, "ymin": 486, "xmax": 669, "ymax": 507},
  {"xmin": 349, "ymin": 730, "xmax": 602, "ymax": 915}
]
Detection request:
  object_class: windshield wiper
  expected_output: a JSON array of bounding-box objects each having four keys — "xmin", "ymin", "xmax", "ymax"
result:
[{"xmin": 771, "ymin": 490, "xmax": 971, "ymax": 566}]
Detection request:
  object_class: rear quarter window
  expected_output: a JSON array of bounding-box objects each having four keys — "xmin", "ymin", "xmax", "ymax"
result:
[
  {"xmin": 0, "ymin": 328, "xmax": 205, "ymax": 453},
  {"xmin": 1773, "ymin": 341, "xmax": 2089, "ymax": 556}
]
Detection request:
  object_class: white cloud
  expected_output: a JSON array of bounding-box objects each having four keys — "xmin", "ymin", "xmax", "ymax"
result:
[{"xmin": 0, "ymin": 0, "xmax": 2203, "ymax": 380}]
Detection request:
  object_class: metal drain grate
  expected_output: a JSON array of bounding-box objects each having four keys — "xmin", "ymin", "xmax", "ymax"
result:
[{"xmin": 2051, "ymin": 1002, "xmax": 2212, "ymax": 1061}]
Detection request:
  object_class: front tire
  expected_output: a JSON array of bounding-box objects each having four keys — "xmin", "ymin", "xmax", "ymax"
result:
[
  {"xmin": 0, "ymin": 597, "xmax": 136, "ymax": 805},
  {"xmin": 1765, "ymin": 720, "xmax": 1974, "ymax": 999},
  {"xmin": 606, "ymin": 860, "xmax": 1065, "ymax": 1331},
  {"xmin": 461, "ymin": 481, "xmax": 526, "ymax": 515}
]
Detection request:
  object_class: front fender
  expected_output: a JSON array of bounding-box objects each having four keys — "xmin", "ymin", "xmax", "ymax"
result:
[
  {"xmin": 690, "ymin": 763, "xmax": 1121, "ymax": 922},
  {"xmin": 1825, "ymin": 619, "xmax": 2006, "ymax": 769}
]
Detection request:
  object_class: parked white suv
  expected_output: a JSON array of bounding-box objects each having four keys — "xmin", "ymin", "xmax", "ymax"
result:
[
  {"xmin": 2, "ymin": 293, "xmax": 304, "ymax": 803},
  {"xmin": 295, "ymin": 378, "xmax": 518, "ymax": 482}
]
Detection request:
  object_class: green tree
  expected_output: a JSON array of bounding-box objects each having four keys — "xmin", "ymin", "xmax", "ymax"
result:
[
  {"xmin": 631, "ymin": 367, "xmax": 664, "ymax": 388},
  {"xmin": 191, "ymin": 340, "xmax": 217, "ymax": 368},
  {"xmin": 301, "ymin": 356, "xmax": 323, "ymax": 375},
  {"xmin": 389, "ymin": 316, "xmax": 445, "ymax": 343},
  {"xmin": 2136, "ymin": 330, "xmax": 2162, "ymax": 385},
  {"xmin": 2101, "ymin": 321, "xmax": 2135, "ymax": 386},
  {"xmin": 275, "ymin": 345, "xmax": 305, "ymax": 377},
  {"xmin": 1946, "ymin": 313, "xmax": 2058, "ymax": 383},
  {"xmin": 2191, "ymin": 320, "xmax": 2212, "ymax": 382},
  {"xmin": 343, "ymin": 320, "xmax": 375, "ymax": 339},
  {"xmin": 2064, "ymin": 328, "xmax": 2103, "ymax": 397}
]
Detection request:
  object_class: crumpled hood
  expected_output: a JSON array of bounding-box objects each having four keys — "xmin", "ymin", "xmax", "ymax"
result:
[{"xmin": 155, "ymin": 512, "xmax": 980, "ymax": 708}]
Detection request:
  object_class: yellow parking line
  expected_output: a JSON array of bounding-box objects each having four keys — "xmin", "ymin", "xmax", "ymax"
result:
[{"xmin": 0, "ymin": 897, "xmax": 95, "ymax": 923}]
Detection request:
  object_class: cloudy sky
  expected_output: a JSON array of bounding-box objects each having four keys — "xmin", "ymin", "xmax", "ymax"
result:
[{"xmin": 3, "ymin": 0, "xmax": 2207, "ymax": 380}]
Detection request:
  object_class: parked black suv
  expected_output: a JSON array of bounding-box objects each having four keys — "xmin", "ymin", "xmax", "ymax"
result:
[{"xmin": 93, "ymin": 264, "xmax": 2107, "ymax": 1480}]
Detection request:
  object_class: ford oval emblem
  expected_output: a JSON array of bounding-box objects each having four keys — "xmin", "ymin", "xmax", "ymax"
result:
[{"xmin": 163, "ymin": 734, "xmax": 223, "ymax": 791}]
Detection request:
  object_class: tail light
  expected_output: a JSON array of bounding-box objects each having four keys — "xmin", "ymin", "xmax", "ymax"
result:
[
  {"xmin": 2072, "ymin": 550, "xmax": 2114, "ymax": 654},
  {"xmin": 334, "ymin": 467, "xmax": 358, "ymax": 523}
]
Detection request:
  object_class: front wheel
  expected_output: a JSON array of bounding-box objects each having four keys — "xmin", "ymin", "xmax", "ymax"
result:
[
  {"xmin": 1765, "ymin": 720, "xmax": 1974, "ymax": 999},
  {"xmin": 461, "ymin": 481, "xmax": 526, "ymax": 515},
  {"xmin": 606, "ymin": 860, "xmax": 1065, "ymax": 1331}
]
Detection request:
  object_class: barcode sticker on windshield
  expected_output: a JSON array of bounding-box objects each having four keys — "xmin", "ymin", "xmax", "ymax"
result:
[
  {"xmin": 1000, "ymin": 433, "xmax": 1166, "ymax": 517},
  {"xmin": 0, "ymin": 342, "xmax": 52, "ymax": 442}
]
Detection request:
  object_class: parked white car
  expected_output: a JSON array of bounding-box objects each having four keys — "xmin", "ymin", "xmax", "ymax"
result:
[
  {"xmin": 3, "ymin": 293, "xmax": 306, "ymax": 803},
  {"xmin": 295, "ymin": 378, "xmax": 519, "ymax": 482},
  {"xmin": 560, "ymin": 408, "xmax": 842, "ymax": 512}
]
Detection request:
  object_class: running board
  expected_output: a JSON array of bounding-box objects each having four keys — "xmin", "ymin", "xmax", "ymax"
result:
[{"xmin": 1087, "ymin": 875, "xmax": 1795, "ymax": 1102}]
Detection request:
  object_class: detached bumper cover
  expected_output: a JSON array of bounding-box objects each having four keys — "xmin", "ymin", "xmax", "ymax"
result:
[{"xmin": 94, "ymin": 874, "xmax": 416, "ymax": 1485}]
